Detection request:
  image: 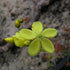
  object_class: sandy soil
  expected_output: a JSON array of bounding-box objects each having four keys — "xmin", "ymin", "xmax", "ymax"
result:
[{"xmin": 0, "ymin": 0, "xmax": 70, "ymax": 70}]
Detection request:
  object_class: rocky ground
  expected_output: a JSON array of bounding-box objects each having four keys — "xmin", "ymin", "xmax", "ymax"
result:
[{"xmin": 0, "ymin": 0, "xmax": 70, "ymax": 70}]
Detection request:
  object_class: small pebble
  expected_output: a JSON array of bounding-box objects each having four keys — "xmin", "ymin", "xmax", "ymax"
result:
[
  {"xmin": 30, "ymin": 66, "xmax": 34, "ymax": 70},
  {"xmin": 11, "ymin": 12, "xmax": 18, "ymax": 20}
]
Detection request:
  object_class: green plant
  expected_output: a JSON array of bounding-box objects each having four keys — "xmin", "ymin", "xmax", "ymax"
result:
[
  {"xmin": 18, "ymin": 18, "xmax": 23, "ymax": 23},
  {"xmin": 5, "ymin": 21, "xmax": 57, "ymax": 56},
  {"xmin": 5, "ymin": 33, "xmax": 30, "ymax": 47},
  {"xmin": 15, "ymin": 20, "xmax": 20, "ymax": 28},
  {"xmin": 14, "ymin": 18, "xmax": 23, "ymax": 28}
]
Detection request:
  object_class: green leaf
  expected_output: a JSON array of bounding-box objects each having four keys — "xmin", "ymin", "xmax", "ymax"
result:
[
  {"xmin": 13, "ymin": 32, "xmax": 26, "ymax": 40},
  {"xmin": 42, "ymin": 28, "xmax": 57, "ymax": 38},
  {"xmin": 5, "ymin": 37, "xmax": 14, "ymax": 44},
  {"xmin": 19, "ymin": 29, "xmax": 36, "ymax": 40},
  {"xmin": 32, "ymin": 21, "xmax": 43, "ymax": 34},
  {"xmin": 14, "ymin": 38, "xmax": 24, "ymax": 47},
  {"xmin": 24, "ymin": 40, "xmax": 30, "ymax": 46},
  {"xmin": 41, "ymin": 38, "xmax": 55, "ymax": 53},
  {"xmin": 28, "ymin": 38, "xmax": 41, "ymax": 56}
]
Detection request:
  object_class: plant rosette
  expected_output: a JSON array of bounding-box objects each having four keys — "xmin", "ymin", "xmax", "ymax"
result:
[
  {"xmin": 18, "ymin": 21, "xmax": 57, "ymax": 56},
  {"xmin": 5, "ymin": 21, "xmax": 57, "ymax": 56}
]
